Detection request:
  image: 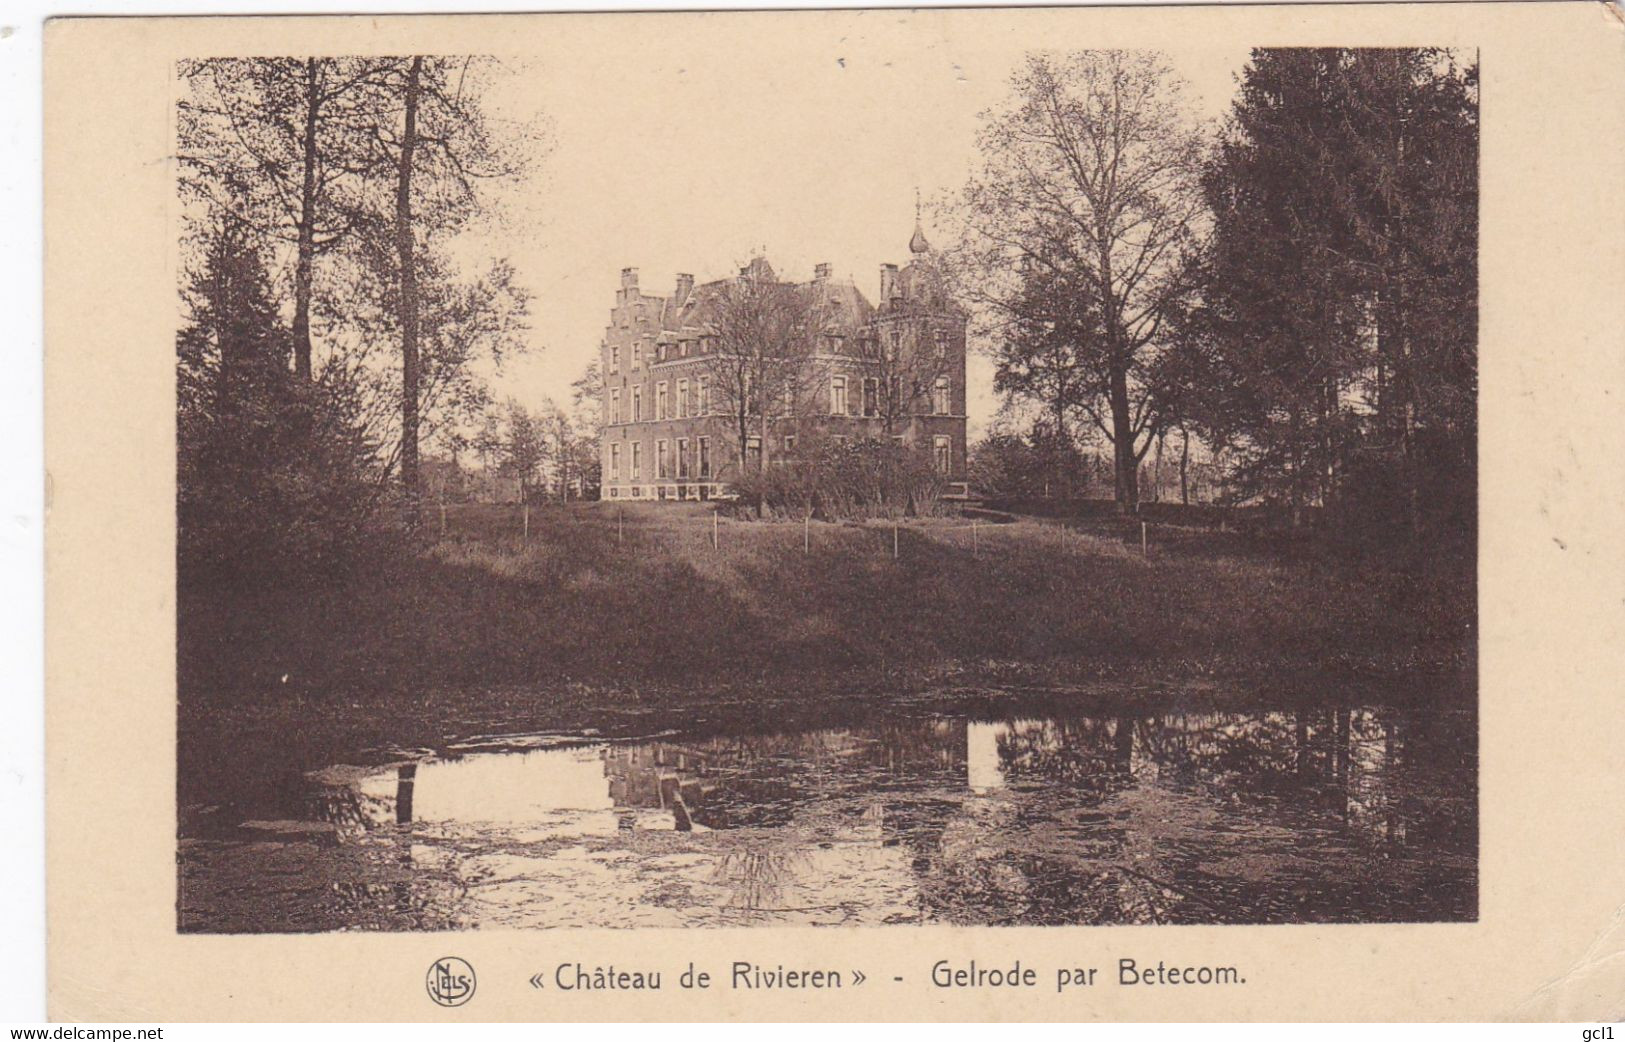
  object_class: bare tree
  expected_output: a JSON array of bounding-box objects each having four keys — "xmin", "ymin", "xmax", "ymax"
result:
[
  {"xmin": 178, "ymin": 58, "xmax": 396, "ymax": 380},
  {"xmin": 698, "ymin": 262, "xmax": 832, "ymax": 503},
  {"xmin": 949, "ymin": 51, "xmax": 1208, "ymax": 513},
  {"xmin": 362, "ymin": 56, "xmax": 542, "ymax": 512}
]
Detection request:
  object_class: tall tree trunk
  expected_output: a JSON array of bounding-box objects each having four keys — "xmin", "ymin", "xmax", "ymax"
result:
[
  {"xmin": 292, "ymin": 58, "xmax": 320, "ymax": 381},
  {"xmin": 756, "ymin": 378, "xmax": 770, "ymax": 519},
  {"xmin": 1152, "ymin": 429, "xmax": 1165, "ymax": 504},
  {"xmin": 1179, "ymin": 423, "xmax": 1190, "ymax": 505},
  {"xmin": 1052, "ymin": 394, "xmax": 1070, "ymax": 498},
  {"xmin": 396, "ymin": 56, "xmax": 423, "ymax": 515},
  {"xmin": 1109, "ymin": 363, "xmax": 1139, "ymax": 515}
]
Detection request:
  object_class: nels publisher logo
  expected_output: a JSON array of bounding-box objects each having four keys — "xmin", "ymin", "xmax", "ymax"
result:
[{"xmin": 426, "ymin": 956, "xmax": 477, "ymax": 1008}]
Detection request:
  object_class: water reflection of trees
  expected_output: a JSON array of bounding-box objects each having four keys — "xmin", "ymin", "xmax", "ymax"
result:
[
  {"xmin": 278, "ymin": 701, "xmax": 1473, "ymax": 928},
  {"xmin": 918, "ymin": 704, "xmax": 1475, "ymax": 925}
]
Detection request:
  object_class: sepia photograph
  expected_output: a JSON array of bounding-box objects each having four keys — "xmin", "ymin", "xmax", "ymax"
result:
[{"xmin": 170, "ymin": 36, "xmax": 1478, "ymax": 934}]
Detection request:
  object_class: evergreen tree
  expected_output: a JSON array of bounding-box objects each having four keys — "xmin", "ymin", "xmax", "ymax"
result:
[
  {"xmin": 177, "ymin": 217, "xmax": 378, "ymax": 579},
  {"xmin": 1180, "ymin": 48, "xmax": 1477, "ymax": 550}
]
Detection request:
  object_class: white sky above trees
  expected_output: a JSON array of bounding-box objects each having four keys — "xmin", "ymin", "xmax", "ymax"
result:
[{"xmin": 457, "ymin": 19, "xmax": 1252, "ymax": 445}]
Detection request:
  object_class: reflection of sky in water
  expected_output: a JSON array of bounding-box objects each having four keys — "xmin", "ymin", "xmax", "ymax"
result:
[{"xmin": 186, "ymin": 703, "xmax": 1476, "ymax": 931}]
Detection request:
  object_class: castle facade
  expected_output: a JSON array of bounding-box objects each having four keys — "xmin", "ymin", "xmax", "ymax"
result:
[{"xmin": 598, "ymin": 223, "xmax": 968, "ymax": 502}]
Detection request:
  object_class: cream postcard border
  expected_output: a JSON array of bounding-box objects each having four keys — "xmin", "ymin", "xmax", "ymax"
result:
[{"xmin": 44, "ymin": 3, "xmax": 1625, "ymax": 1022}]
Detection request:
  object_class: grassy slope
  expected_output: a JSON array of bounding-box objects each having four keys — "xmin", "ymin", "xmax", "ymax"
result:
[{"xmin": 179, "ymin": 501, "xmax": 1472, "ymax": 706}]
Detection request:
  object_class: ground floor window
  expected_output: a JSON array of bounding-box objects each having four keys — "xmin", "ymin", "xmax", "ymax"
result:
[
  {"xmin": 933, "ymin": 434, "xmax": 951, "ymax": 474},
  {"xmin": 657, "ymin": 438, "xmax": 670, "ymax": 479},
  {"xmin": 631, "ymin": 442, "xmax": 642, "ymax": 480},
  {"xmin": 677, "ymin": 438, "xmax": 689, "ymax": 478},
  {"xmin": 698, "ymin": 436, "xmax": 711, "ymax": 478},
  {"xmin": 609, "ymin": 443, "xmax": 621, "ymax": 481}
]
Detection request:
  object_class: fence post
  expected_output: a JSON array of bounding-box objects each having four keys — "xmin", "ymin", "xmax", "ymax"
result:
[
  {"xmin": 439, "ymin": 499, "xmax": 446, "ymax": 537},
  {"xmin": 972, "ymin": 520, "xmax": 979, "ymax": 557},
  {"xmin": 804, "ymin": 515, "xmax": 810, "ymax": 554},
  {"xmin": 1142, "ymin": 520, "xmax": 1148, "ymax": 556},
  {"xmin": 713, "ymin": 509, "xmax": 719, "ymax": 550},
  {"xmin": 892, "ymin": 519, "xmax": 899, "ymax": 560},
  {"xmin": 523, "ymin": 502, "xmax": 530, "ymax": 544},
  {"xmin": 617, "ymin": 506, "xmax": 624, "ymax": 546}
]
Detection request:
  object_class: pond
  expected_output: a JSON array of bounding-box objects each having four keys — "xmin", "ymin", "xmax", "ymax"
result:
[{"xmin": 177, "ymin": 697, "xmax": 1476, "ymax": 931}]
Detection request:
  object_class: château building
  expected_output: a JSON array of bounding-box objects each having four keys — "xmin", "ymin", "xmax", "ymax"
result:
[{"xmin": 598, "ymin": 221, "xmax": 968, "ymax": 501}]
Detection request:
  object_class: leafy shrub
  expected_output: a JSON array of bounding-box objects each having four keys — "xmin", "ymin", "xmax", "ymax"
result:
[{"xmin": 730, "ymin": 435, "xmax": 949, "ymax": 521}]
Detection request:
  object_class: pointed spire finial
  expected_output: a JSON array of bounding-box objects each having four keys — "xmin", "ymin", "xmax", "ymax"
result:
[{"xmin": 909, "ymin": 189, "xmax": 931, "ymax": 255}]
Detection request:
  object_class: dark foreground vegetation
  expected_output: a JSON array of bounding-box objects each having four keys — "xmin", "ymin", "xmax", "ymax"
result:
[{"xmin": 180, "ymin": 501, "xmax": 1471, "ymax": 706}]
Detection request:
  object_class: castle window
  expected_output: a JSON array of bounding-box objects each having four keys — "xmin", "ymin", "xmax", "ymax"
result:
[
  {"xmin": 677, "ymin": 438, "xmax": 690, "ymax": 478},
  {"xmin": 677, "ymin": 379, "xmax": 689, "ymax": 419},
  {"xmin": 631, "ymin": 441, "xmax": 642, "ymax": 480},
  {"xmin": 862, "ymin": 377, "xmax": 878, "ymax": 418},
  {"xmin": 698, "ymin": 436, "xmax": 711, "ymax": 478},
  {"xmin": 698, "ymin": 377, "xmax": 709, "ymax": 416},
  {"xmin": 829, "ymin": 375, "xmax": 848, "ymax": 416},
  {"xmin": 631, "ymin": 386, "xmax": 642, "ymax": 422},
  {"xmin": 933, "ymin": 435, "xmax": 952, "ymax": 474},
  {"xmin": 610, "ymin": 344, "xmax": 620, "ymax": 375},
  {"xmin": 935, "ymin": 330, "xmax": 950, "ymax": 358},
  {"xmin": 933, "ymin": 375, "xmax": 951, "ymax": 415},
  {"xmin": 657, "ymin": 382, "xmax": 669, "ymax": 421},
  {"xmin": 888, "ymin": 329, "xmax": 901, "ymax": 361},
  {"xmin": 611, "ymin": 388, "xmax": 622, "ymax": 425},
  {"xmin": 609, "ymin": 443, "xmax": 621, "ymax": 481},
  {"xmin": 632, "ymin": 342, "xmax": 643, "ymax": 369},
  {"xmin": 657, "ymin": 439, "xmax": 669, "ymax": 479},
  {"xmin": 783, "ymin": 434, "xmax": 796, "ymax": 454}
]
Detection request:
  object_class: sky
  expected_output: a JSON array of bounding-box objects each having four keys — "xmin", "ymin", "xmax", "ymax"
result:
[{"xmin": 457, "ymin": 14, "xmax": 1253, "ymax": 439}]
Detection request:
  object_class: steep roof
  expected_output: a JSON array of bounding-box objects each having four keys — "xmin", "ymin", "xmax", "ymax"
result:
[{"xmin": 655, "ymin": 264, "xmax": 876, "ymax": 338}]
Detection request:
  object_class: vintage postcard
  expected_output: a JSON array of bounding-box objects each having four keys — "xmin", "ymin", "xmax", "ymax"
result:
[{"xmin": 43, "ymin": 1, "xmax": 1625, "ymax": 1022}]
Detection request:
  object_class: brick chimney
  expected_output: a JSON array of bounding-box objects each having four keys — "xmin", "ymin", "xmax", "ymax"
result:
[
  {"xmin": 880, "ymin": 263, "xmax": 900, "ymax": 301},
  {"xmin": 673, "ymin": 273, "xmax": 694, "ymax": 309},
  {"xmin": 620, "ymin": 267, "xmax": 639, "ymax": 292},
  {"xmin": 814, "ymin": 263, "xmax": 832, "ymax": 282}
]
